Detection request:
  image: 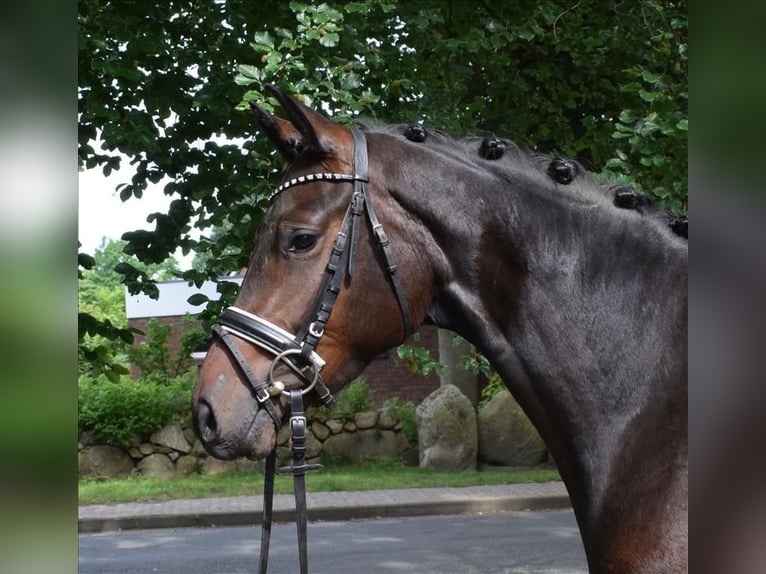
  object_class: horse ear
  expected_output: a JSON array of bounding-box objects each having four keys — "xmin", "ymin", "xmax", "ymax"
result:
[
  {"xmin": 254, "ymin": 84, "xmax": 350, "ymax": 160},
  {"xmin": 250, "ymin": 101, "xmax": 307, "ymax": 160}
]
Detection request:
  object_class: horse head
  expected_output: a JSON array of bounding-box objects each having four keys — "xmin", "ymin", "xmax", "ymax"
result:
[{"xmin": 191, "ymin": 86, "xmax": 430, "ymax": 461}]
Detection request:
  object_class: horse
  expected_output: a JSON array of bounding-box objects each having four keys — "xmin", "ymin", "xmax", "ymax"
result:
[{"xmin": 192, "ymin": 85, "xmax": 688, "ymax": 573}]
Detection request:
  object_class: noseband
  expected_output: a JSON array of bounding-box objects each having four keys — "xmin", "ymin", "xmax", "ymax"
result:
[
  {"xmin": 208, "ymin": 129, "xmax": 413, "ymax": 574},
  {"xmin": 211, "ymin": 128, "xmax": 412, "ymax": 428}
]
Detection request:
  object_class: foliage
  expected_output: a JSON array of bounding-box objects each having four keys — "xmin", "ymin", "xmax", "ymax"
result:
[
  {"xmin": 79, "ymin": 237, "xmax": 184, "ymax": 378},
  {"xmin": 78, "ymin": 0, "xmax": 687, "ymax": 350},
  {"xmin": 129, "ymin": 316, "xmax": 206, "ymax": 381},
  {"xmin": 381, "ymin": 397, "xmax": 418, "ymax": 446},
  {"xmin": 450, "ymin": 335, "xmax": 506, "ymax": 406},
  {"xmin": 395, "ymin": 333, "xmax": 445, "ymax": 377},
  {"xmin": 328, "ymin": 377, "xmax": 375, "ymax": 423},
  {"xmin": 602, "ymin": 1, "xmax": 688, "ymax": 213},
  {"xmin": 78, "ymin": 370, "xmax": 195, "ymax": 448},
  {"xmin": 479, "ymin": 373, "xmax": 508, "ymax": 407}
]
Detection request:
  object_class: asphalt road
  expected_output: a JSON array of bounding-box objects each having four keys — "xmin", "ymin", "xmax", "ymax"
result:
[{"xmin": 78, "ymin": 509, "xmax": 588, "ymax": 574}]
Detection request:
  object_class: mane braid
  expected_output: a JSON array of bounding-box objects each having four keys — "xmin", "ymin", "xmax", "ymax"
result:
[{"xmin": 356, "ymin": 120, "xmax": 687, "ymax": 240}]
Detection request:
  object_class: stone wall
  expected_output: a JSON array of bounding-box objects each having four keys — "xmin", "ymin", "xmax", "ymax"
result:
[
  {"xmin": 78, "ymin": 407, "xmax": 415, "ymax": 479},
  {"xmin": 78, "ymin": 387, "xmax": 551, "ymax": 479}
]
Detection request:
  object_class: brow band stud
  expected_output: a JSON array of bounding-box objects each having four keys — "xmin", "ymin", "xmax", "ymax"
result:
[{"xmin": 269, "ymin": 173, "xmax": 368, "ymax": 201}]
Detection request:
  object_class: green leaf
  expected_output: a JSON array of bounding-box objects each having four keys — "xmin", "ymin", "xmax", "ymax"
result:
[
  {"xmin": 187, "ymin": 293, "xmax": 209, "ymax": 306},
  {"xmin": 638, "ymin": 89, "xmax": 658, "ymax": 103},
  {"xmin": 252, "ymin": 30, "xmax": 275, "ymax": 50},
  {"xmin": 676, "ymin": 118, "xmax": 688, "ymax": 131},
  {"xmin": 319, "ymin": 32, "xmax": 339, "ymax": 47},
  {"xmin": 114, "ymin": 262, "xmax": 137, "ymax": 275},
  {"xmin": 237, "ymin": 64, "xmax": 261, "ymax": 80},
  {"xmin": 78, "ymin": 253, "xmax": 96, "ymax": 269},
  {"xmin": 517, "ymin": 24, "xmax": 536, "ymax": 42},
  {"xmin": 641, "ymin": 70, "xmax": 661, "ymax": 83},
  {"xmin": 618, "ymin": 109, "xmax": 637, "ymax": 123}
]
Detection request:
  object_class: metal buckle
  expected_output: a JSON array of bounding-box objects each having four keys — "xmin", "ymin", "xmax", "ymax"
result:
[
  {"xmin": 308, "ymin": 322, "xmax": 324, "ymax": 338},
  {"xmin": 290, "ymin": 415, "xmax": 307, "ymax": 433}
]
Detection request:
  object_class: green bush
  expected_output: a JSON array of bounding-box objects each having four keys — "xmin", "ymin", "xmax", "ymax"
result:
[
  {"xmin": 329, "ymin": 378, "xmax": 375, "ymax": 423},
  {"xmin": 381, "ymin": 397, "xmax": 418, "ymax": 447},
  {"xmin": 129, "ymin": 316, "xmax": 206, "ymax": 381},
  {"xmin": 78, "ymin": 370, "xmax": 195, "ymax": 448}
]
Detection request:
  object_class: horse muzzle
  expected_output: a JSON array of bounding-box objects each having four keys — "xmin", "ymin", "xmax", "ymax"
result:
[
  {"xmin": 191, "ymin": 307, "xmax": 334, "ymax": 461},
  {"xmin": 192, "ymin": 368, "xmax": 282, "ymax": 461}
]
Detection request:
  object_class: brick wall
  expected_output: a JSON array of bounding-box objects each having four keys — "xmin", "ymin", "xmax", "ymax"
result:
[
  {"xmin": 128, "ymin": 316, "xmax": 441, "ymax": 405},
  {"xmin": 360, "ymin": 325, "xmax": 441, "ymax": 404},
  {"xmin": 128, "ymin": 316, "xmax": 202, "ymax": 379}
]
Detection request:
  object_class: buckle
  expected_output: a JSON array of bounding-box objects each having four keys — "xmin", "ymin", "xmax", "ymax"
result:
[
  {"xmin": 308, "ymin": 322, "xmax": 324, "ymax": 338},
  {"xmin": 291, "ymin": 415, "xmax": 307, "ymax": 434}
]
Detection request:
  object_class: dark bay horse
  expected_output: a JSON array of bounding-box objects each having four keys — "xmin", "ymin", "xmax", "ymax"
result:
[{"xmin": 192, "ymin": 86, "xmax": 687, "ymax": 573}]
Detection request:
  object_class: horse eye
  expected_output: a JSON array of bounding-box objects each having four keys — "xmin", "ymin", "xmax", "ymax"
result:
[{"xmin": 289, "ymin": 233, "xmax": 318, "ymax": 253}]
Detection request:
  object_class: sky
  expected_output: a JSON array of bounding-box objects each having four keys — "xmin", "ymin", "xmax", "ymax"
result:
[{"xmin": 78, "ymin": 165, "xmax": 194, "ymax": 266}]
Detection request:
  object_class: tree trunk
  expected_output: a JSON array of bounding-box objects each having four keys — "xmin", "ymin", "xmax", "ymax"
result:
[{"xmin": 437, "ymin": 329, "xmax": 478, "ymax": 406}]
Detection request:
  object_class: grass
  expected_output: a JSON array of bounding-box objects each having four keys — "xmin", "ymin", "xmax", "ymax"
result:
[{"xmin": 79, "ymin": 461, "xmax": 560, "ymax": 505}]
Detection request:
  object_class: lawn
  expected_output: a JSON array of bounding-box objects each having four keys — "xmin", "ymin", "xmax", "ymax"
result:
[{"xmin": 79, "ymin": 461, "xmax": 560, "ymax": 505}]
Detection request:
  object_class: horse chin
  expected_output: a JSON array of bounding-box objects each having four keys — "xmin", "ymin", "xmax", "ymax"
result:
[{"xmin": 244, "ymin": 407, "xmax": 278, "ymax": 460}]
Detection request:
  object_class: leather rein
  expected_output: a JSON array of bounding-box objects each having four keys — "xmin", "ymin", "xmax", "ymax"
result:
[{"xmin": 210, "ymin": 128, "xmax": 411, "ymax": 574}]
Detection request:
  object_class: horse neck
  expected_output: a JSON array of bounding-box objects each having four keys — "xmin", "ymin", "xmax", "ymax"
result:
[{"xmin": 392, "ymin": 155, "xmax": 687, "ymax": 538}]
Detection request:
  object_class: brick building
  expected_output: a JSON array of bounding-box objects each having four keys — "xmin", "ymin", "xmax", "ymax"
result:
[{"xmin": 125, "ymin": 277, "xmax": 441, "ymax": 405}]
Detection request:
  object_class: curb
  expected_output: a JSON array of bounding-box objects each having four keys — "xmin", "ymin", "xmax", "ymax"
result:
[{"xmin": 79, "ymin": 495, "xmax": 571, "ymax": 533}]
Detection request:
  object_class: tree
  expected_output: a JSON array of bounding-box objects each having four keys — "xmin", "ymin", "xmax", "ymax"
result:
[
  {"xmin": 78, "ymin": 0, "xmax": 687, "ymax": 352},
  {"xmin": 78, "ymin": 237, "xmax": 181, "ymax": 379}
]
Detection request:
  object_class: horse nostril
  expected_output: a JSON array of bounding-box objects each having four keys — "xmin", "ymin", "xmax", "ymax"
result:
[{"xmin": 196, "ymin": 399, "xmax": 219, "ymax": 442}]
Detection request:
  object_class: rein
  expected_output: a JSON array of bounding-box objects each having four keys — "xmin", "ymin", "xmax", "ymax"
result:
[{"xmin": 210, "ymin": 128, "xmax": 411, "ymax": 574}]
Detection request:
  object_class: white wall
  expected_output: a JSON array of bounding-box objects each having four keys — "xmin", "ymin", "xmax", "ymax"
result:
[{"xmin": 125, "ymin": 276, "xmax": 243, "ymax": 319}]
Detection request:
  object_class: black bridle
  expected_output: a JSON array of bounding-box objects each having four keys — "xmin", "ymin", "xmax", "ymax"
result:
[{"xmin": 210, "ymin": 128, "xmax": 412, "ymax": 574}]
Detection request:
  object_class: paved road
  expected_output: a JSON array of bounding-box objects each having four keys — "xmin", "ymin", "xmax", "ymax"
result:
[{"xmin": 79, "ymin": 509, "xmax": 587, "ymax": 574}]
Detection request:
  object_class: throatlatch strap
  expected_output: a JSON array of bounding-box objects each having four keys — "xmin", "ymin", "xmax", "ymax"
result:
[{"xmin": 350, "ymin": 129, "xmax": 413, "ymax": 339}]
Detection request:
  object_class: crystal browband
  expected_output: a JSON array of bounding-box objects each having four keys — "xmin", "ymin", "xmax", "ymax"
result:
[{"xmin": 269, "ymin": 172, "xmax": 367, "ymax": 201}]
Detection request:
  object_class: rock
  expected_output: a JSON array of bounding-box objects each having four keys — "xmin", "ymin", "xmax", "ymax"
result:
[
  {"xmin": 78, "ymin": 430, "xmax": 97, "ymax": 448},
  {"xmin": 416, "ymin": 385, "xmax": 477, "ymax": 470},
  {"xmin": 306, "ymin": 432, "xmax": 323, "ymax": 459},
  {"xmin": 377, "ymin": 407, "xmax": 398, "ymax": 430},
  {"xmin": 276, "ymin": 445, "xmax": 292, "ymax": 467},
  {"xmin": 235, "ymin": 458, "xmax": 264, "ymax": 473},
  {"xmin": 322, "ymin": 429, "xmax": 408, "ymax": 463},
  {"xmin": 175, "ymin": 455, "xmax": 198, "ymax": 476},
  {"xmin": 311, "ymin": 421, "xmax": 330, "ymax": 441},
  {"xmin": 78, "ymin": 445, "xmax": 134, "ymax": 478},
  {"xmin": 201, "ymin": 457, "xmax": 238, "ymax": 475},
  {"xmin": 280, "ymin": 431, "xmax": 323, "ymax": 460},
  {"xmin": 277, "ymin": 424, "xmax": 291, "ymax": 446},
  {"xmin": 137, "ymin": 453, "xmax": 175, "ymax": 478},
  {"xmin": 478, "ymin": 390, "xmax": 547, "ymax": 466},
  {"xmin": 326, "ymin": 419, "xmax": 344, "ymax": 434},
  {"xmin": 183, "ymin": 427, "xmax": 197, "ymax": 445},
  {"xmin": 139, "ymin": 442, "xmax": 154, "ymax": 455},
  {"xmin": 343, "ymin": 422, "xmax": 357, "ymax": 432},
  {"xmin": 150, "ymin": 423, "xmax": 191, "ymax": 453},
  {"xmin": 401, "ymin": 446, "xmax": 419, "ymax": 467},
  {"xmin": 192, "ymin": 439, "xmax": 208, "ymax": 456},
  {"xmin": 354, "ymin": 411, "xmax": 378, "ymax": 429}
]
